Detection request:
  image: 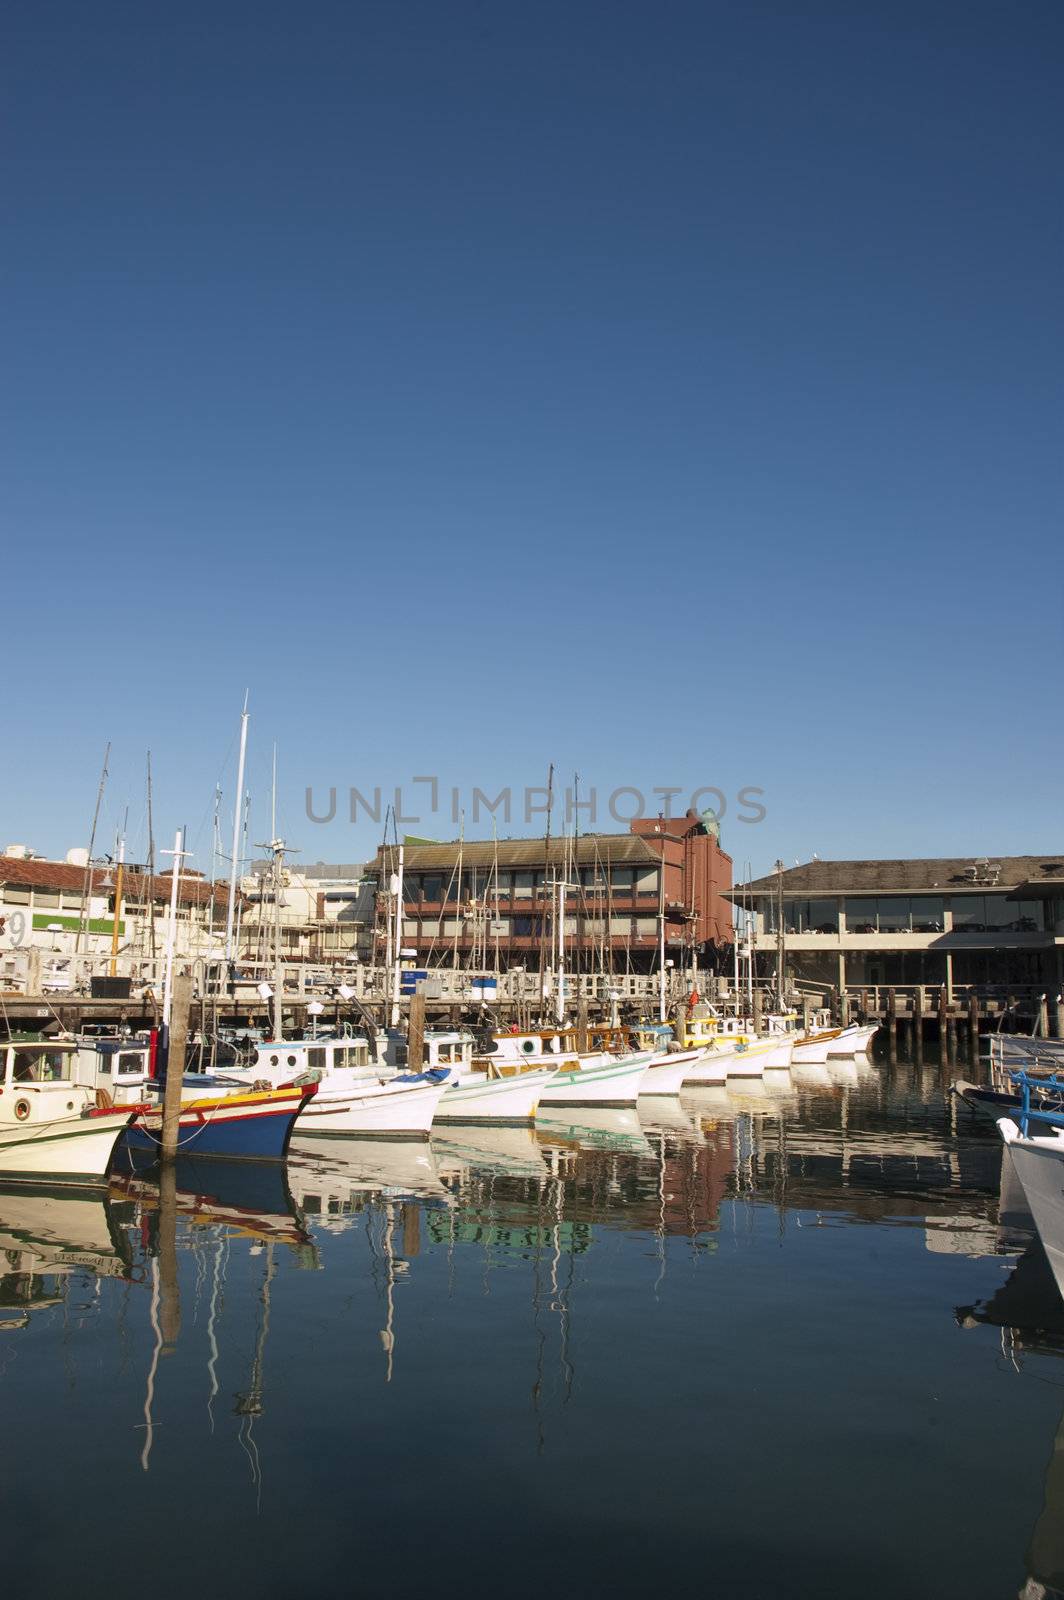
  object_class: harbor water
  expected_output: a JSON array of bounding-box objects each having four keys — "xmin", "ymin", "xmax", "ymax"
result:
[{"xmin": 2, "ymin": 1045, "xmax": 1062, "ymax": 1600}]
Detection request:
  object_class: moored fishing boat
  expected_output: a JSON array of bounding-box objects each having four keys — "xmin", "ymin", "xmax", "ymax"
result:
[
  {"xmin": 0, "ymin": 1039, "xmax": 140, "ymax": 1189},
  {"xmin": 825, "ymin": 1023, "xmax": 879, "ymax": 1058},
  {"xmin": 638, "ymin": 1048, "xmax": 705, "ymax": 1096},
  {"xmin": 125, "ymin": 1083, "xmax": 315, "ymax": 1162},
  {"xmin": 790, "ymin": 1024, "xmax": 868, "ymax": 1065},
  {"xmin": 997, "ymin": 1074, "xmax": 1064, "ymax": 1302},
  {"xmin": 217, "ymin": 1036, "xmax": 452, "ymax": 1140},
  {"xmin": 536, "ymin": 1050, "xmax": 652, "ymax": 1108}
]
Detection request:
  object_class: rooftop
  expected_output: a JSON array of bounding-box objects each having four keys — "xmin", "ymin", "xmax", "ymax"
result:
[
  {"xmin": 738, "ymin": 856, "xmax": 1064, "ymax": 897},
  {"xmin": 0, "ymin": 854, "xmax": 229, "ymax": 908}
]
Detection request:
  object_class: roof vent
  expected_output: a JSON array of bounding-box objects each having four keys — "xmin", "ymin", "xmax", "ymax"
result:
[
  {"xmin": 4, "ymin": 844, "xmax": 31, "ymax": 859},
  {"xmin": 66, "ymin": 847, "xmax": 89, "ymax": 868}
]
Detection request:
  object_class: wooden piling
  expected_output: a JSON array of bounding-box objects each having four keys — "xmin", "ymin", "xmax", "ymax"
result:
[
  {"xmin": 752, "ymin": 987, "xmax": 763, "ymax": 1035},
  {"xmin": 1056, "ymin": 994, "xmax": 1064, "ymax": 1041},
  {"xmin": 161, "ymin": 972, "xmax": 192, "ymax": 1161},
  {"xmin": 1038, "ymin": 993, "xmax": 1050, "ymax": 1038},
  {"xmin": 886, "ymin": 988, "xmax": 897, "ymax": 1050},
  {"xmin": 407, "ymin": 987, "xmax": 426, "ymax": 1071},
  {"xmin": 938, "ymin": 985, "xmax": 948, "ymax": 1042},
  {"xmin": 968, "ymin": 992, "xmax": 980, "ymax": 1053},
  {"xmin": 576, "ymin": 990, "xmax": 589, "ymax": 1053}
]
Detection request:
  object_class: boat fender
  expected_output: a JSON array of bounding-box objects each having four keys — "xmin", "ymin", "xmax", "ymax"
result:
[
  {"xmin": 14, "ymin": 1099, "xmax": 31, "ymax": 1121},
  {"xmin": 96, "ymin": 1086, "xmax": 114, "ymax": 1110}
]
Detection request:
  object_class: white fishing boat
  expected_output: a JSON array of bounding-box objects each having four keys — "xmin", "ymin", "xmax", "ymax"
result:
[
  {"xmin": 791, "ymin": 1024, "xmax": 868, "ymax": 1065},
  {"xmin": 0, "ymin": 1039, "xmax": 139, "ymax": 1189},
  {"xmin": 638, "ymin": 1048, "xmax": 705, "ymax": 1096},
  {"xmin": 825, "ymin": 1023, "xmax": 879, "ymax": 1058},
  {"xmin": 535, "ymin": 1050, "xmax": 652, "ymax": 1109},
  {"xmin": 998, "ymin": 1111, "xmax": 1064, "ymax": 1302},
  {"xmin": 221, "ymin": 1035, "xmax": 452, "ymax": 1140},
  {"xmin": 385, "ymin": 1029, "xmax": 558, "ymax": 1126}
]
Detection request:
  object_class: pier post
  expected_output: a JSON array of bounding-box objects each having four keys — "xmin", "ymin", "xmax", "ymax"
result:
[
  {"xmin": 1038, "ymin": 993, "xmax": 1050, "ymax": 1038},
  {"xmin": 407, "ymin": 986, "xmax": 426, "ymax": 1071},
  {"xmin": 913, "ymin": 985, "xmax": 924, "ymax": 1053},
  {"xmin": 938, "ymin": 985, "xmax": 948, "ymax": 1044},
  {"xmin": 886, "ymin": 988, "xmax": 897, "ymax": 1054},
  {"xmin": 969, "ymin": 993, "xmax": 980, "ymax": 1055},
  {"xmin": 838, "ymin": 987, "xmax": 850, "ymax": 1026},
  {"xmin": 161, "ymin": 972, "xmax": 192, "ymax": 1161},
  {"xmin": 752, "ymin": 986, "xmax": 763, "ymax": 1035},
  {"xmin": 1056, "ymin": 994, "xmax": 1064, "ymax": 1040},
  {"xmin": 576, "ymin": 990, "xmax": 589, "ymax": 1052}
]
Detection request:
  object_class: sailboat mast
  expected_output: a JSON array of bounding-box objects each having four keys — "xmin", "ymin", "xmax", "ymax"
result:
[
  {"xmin": 225, "ymin": 694, "xmax": 250, "ymax": 963},
  {"xmin": 390, "ymin": 843, "xmax": 405, "ymax": 1028},
  {"xmin": 76, "ymin": 741, "xmax": 110, "ymax": 954},
  {"xmin": 109, "ymin": 833, "xmax": 125, "ymax": 977}
]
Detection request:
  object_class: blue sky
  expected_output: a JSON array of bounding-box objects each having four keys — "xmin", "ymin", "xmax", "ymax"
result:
[{"xmin": 3, "ymin": 0, "xmax": 1061, "ymax": 880}]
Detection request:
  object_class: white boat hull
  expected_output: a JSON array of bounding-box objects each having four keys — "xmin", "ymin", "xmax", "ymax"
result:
[
  {"xmin": 434, "ymin": 1067, "xmax": 556, "ymax": 1125},
  {"xmin": 292, "ymin": 1078, "xmax": 449, "ymax": 1140},
  {"xmin": 681, "ymin": 1049, "xmax": 730, "ymax": 1086},
  {"xmin": 638, "ymin": 1050, "xmax": 704, "ymax": 1096},
  {"xmin": 536, "ymin": 1053, "xmax": 650, "ymax": 1108},
  {"xmin": 998, "ymin": 1119, "xmax": 1064, "ymax": 1300},
  {"xmin": 825, "ymin": 1025, "xmax": 879, "ymax": 1058},
  {"xmin": 0, "ymin": 1111, "xmax": 132, "ymax": 1189}
]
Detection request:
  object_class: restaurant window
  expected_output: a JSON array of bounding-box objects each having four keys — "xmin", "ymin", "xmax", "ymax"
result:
[
  {"xmin": 513, "ymin": 872, "xmax": 534, "ymax": 900},
  {"xmin": 34, "ymin": 889, "xmax": 60, "ymax": 909},
  {"xmin": 3, "ymin": 886, "xmax": 30, "ymax": 904},
  {"xmin": 612, "ymin": 869, "xmax": 634, "ymax": 896},
  {"xmin": 512, "ymin": 916, "xmax": 533, "ymax": 936},
  {"xmin": 421, "ymin": 875, "xmax": 442, "ymax": 902},
  {"xmin": 636, "ymin": 868, "xmax": 660, "ymax": 899},
  {"xmin": 875, "ymin": 898, "xmax": 911, "ymax": 934},
  {"xmin": 635, "ymin": 918, "xmax": 657, "ymax": 936},
  {"xmin": 909, "ymin": 898, "xmax": 944, "ymax": 932},
  {"xmin": 781, "ymin": 899, "xmax": 839, "ymax": 933},
  {"xmin": 844, "ymin": 898, "xmax": 878, "ymax": 933}
]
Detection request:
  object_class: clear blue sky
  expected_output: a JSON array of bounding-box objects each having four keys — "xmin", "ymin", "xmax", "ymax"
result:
[{"xmin": 3, "ymin": 0, "xmax": 1061, "ymax": 881}]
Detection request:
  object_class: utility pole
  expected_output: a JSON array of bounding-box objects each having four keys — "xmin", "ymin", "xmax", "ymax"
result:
[{"xmin": 160, "ymin": 829, "xmax": 186, "ymax": 1034}]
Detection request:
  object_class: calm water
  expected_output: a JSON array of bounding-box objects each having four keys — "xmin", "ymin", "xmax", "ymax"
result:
[{"xmin": 3, "ymin": 1044, "xmax": 1063, "ymax": 1600}]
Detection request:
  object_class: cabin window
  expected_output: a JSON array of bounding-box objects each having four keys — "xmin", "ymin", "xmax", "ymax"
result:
[
  {"xmin": 393, "ymin": 1046, "xmax": 409, "ymax": 1066},
  {"xmin": 521, "ymin": 1038, "xmax": 537, "ymax": 1054},
  {"xmin": 12, "ymin": 1049, "xmax": 70, "ymax": 1082},
  {"xmin": 269, "ymin": 1054, "xmax": 280, "ymax": 1066},
  {"xmin": 286, "ymin": 1054, "xmax": 298, "ymax": 1067},
  {"xmin": 307, "ymin": 1048, "xmax": 326, "ymax": 1072},
  {"xmin": 118, "ymin": 1053, "xmax": 144, "ymax": 1076},
  {"xmin": 354, "ymin": 1045, "xmax": 369, "ymax": 1067},
  {"xmin": 97, "ymin": 1055, "xmax": 112, "ymax": 1075}
]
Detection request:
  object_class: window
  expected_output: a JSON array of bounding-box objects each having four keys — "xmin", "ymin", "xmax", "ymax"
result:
[
  {"xmin": 635, "ymin": 868, "xmax": 659, "ymax": 898},
  {"xmin": 635, "ymin": 918, "xmax": 657, "ymax": 936},
  {"xmin": 875, "ymin": 898, "xmax": 911, "ymax": 934},
  {"xmin": 118, "ymin": 1053, "xmax": 145, "ymax": 1076},
  {"xmin": 612, "ymin": 869, "xmax": 634, "ymax": 896},
  {"xmin": 512, "ymin": 916, "xmax": 533, "ymax": 936},
  {"xmin": 421, "ymin": 875, "xmax": 442, "ymax": 902},
  {"xmin": 12, "ymin": 1049, "xmax": 70, "ymax": 1083},
  {"xmin": 60, "ymin": 892, "xmax": 83, "ymax": 911},
  {"xmin": 513, "ymin": 872, "xmax": 534, "ymax": 899},
  {"xmin": 909, "ymin": 898, "xmax": 944, "ymax": 933},
  {"xmin": 2, "ymin": 886, "xmax": 30, "ymax": 905},
  {"xmin": 34, "ymin": 890, "xmax": 60, "ymax": 909},
  {"xmin": 307, "ymin": 1048, "xmax": 326, "ymax": 1072},
  {"xmin": 844, "ymin": 898, "xmax": 878, "ymax": 934}
]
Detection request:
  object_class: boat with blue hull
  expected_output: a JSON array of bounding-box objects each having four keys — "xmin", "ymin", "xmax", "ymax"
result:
[{"xmin": 123, "ymin": 1083, "xmax": 315, "ymax": 1162}]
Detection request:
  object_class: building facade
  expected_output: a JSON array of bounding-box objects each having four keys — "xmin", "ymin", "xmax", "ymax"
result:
[
  {"xmin": 739, "ymin": 856, "xmax": 1064, "ymax": 996},
  {"xmin": 367, "ymin": 812, "xmax": 733, "ymax": 973},
  {"xmin": 0, "ymin": 846, "xmax": 230, "ymax": 981},
  {"xmin": 239, "ymin": 860, "xmax": 372, "ymax": 964}
]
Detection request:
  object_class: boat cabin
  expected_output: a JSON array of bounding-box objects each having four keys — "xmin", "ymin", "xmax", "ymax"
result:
[
  {"xmin": 0, "ymin": 1040, "xmax": 88, "ymax": 1127},
  {"xmin": 72, "ymin": 1039, "xmax": 152, "ymax": 1105}
]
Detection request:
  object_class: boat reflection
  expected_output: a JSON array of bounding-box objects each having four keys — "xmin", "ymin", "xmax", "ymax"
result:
[
  {"xmin": 287, "ymin": 1137, "xmax": 450, "ymax": 1226},
  {"xmin": 536, "ymin": 1105, "xmax": 655, "ymax": 1155},
  {"xmin": 0, "ymin": 1185, "xmax": 133, "ymax": 1329}
]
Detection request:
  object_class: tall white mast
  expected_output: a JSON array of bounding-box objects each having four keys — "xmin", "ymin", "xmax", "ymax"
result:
[
  {"xmin": 390, "ymin": 844, "xmax": 405, "ymax": 1028},
  {"xmin": 161, "ymin": 828, "xmax": 185, "ymax": 1032},
  {"xmin": 224, "ymin": 692, "xmax": 249, "ymax": 963}
]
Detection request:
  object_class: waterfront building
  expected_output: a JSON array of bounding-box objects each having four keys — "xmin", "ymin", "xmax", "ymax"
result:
[
  {"xmin": 0, "ymin": 844, "xmax": 228, "ymax": 977},
  {"xmin": 737, "ymin": 855, "xmax": 1064, "ymax": 996},
  {"xmin": 239, "ymin": 859, "xmax": 372, "ymax": 963},
  {"xmin": 365, "ymin": 811, "xmax": 733, "ymax": 973}
]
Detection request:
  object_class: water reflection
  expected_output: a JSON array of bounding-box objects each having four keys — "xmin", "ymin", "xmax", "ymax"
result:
[{"xmin": 0, "ymin": 1056, "xmax": 1061, "ymax": 1598}]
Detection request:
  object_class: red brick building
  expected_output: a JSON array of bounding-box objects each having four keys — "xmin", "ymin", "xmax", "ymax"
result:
[{"xmin": 369, "ymin": 811, "xmax": 733, "ymax": 972}]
